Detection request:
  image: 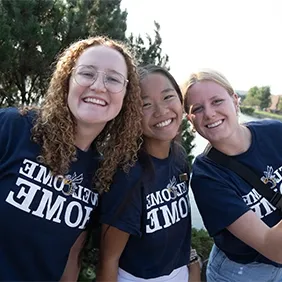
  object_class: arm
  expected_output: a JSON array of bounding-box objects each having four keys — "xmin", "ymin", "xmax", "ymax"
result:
[
  {"xmin": 192, "ymin": 158, "xmax": 282, "ymax": 264},
  {"xmin": 188, "ymin": 262, "xmax": 201, "ymax": 282},
  {"xmin": 188, "ymin": 248, "xmax": 201, "ymax": 282},
  {"xmin": 96, "ymin": 224, "xmax": 130, "ymax": 282},
  {"xmin": 60, "ymin": 231, "xmax": 86, "ymax": 282},
  {"xmin": 228, "ymin": 210, "xmax": 282, "ymax": 263}
]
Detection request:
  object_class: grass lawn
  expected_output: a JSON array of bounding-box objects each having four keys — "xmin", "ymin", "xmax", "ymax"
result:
[{"xmin": 254, "ymin": 110, "xmax": 282, "ymax": 121}]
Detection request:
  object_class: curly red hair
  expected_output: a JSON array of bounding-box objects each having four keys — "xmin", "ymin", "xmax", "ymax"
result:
[{"xmin": 30, "ymin": 36, "xmax": 143, "ymax": 193}]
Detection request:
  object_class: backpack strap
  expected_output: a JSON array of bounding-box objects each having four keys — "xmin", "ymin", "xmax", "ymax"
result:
[{"xmin": 206, "ymin": 146, "xmax": 282, "ymax": 211}]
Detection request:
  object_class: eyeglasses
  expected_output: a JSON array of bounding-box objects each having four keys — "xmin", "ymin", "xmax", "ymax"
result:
[{"xmin": 73, "ymin": 65, "xmax": 128, "ymax": 93}]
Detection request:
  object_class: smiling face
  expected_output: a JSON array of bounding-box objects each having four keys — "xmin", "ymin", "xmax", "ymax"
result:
[
  {"xmin": 140, "ymin": 73, "xmax": 183, "ymax": 147},
  {"xmin": 186, "ymin": 80, "xmax": 239, "ymax": 144},
  {"xmin": 68, "ymin": 45, "xmax": 128, "ymax": 129}
]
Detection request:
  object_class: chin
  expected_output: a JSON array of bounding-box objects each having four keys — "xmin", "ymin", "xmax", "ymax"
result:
[
  {"xmin": 209, "ymin": 132, "xmax": 231, "ymax": 144},
  {"xmin": 157, "ymin": 135, "xmax": 178, "ymax": 142}
]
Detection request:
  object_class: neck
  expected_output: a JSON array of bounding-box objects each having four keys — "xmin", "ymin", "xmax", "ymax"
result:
[
  {"xmin": 144, "ymin": 139, "xmax": 171, "ymax": 159},
  {"xmin": 75, "ymin": 123, "xmax": 106, "ymax": 151},
  {"xmin": 211, "ymin": 125, "xmax": 252, "ymax": 156}
]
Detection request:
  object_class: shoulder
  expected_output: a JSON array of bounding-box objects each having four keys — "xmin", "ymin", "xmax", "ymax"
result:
[
  {"xmin": 104, "ymin": 161, "xmax": 143, "ymax": 197},
  {"xmin": 246, "ymin": 119, "xmax": 282, "ymax": 132},
  {"xmin": 191, "ymin": 154, "xmax": 250, "ymax": 236},
  {"xmin": 115, "ymin": 162, "xmax": 142, "ymax": 183},
  {"xmin": 100, "ymin": 161, "xmax": 143, "ymax": 235},
  {"xmin": 245, "ymin": 119, "xmax": 282, "ymax": 145},
  {"xmin": 191, "ymin": 153, "xmax": 235, "ymax": 191},
  {"xmin": 0, "ymin": 107, "xmax": 36, "ymax": 129},
  {"xmin": 192, "ymin": 153, "xmax": 219, "ymax": 178},
  {"xmin": 0, "ymin": 107, "xmax": 21, "ymax": 122}
]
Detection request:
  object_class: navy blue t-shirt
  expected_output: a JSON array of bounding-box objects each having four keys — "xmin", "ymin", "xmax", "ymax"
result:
[
  {"xmin": 191, "ymin": 119, "xmax": 282, "ymax": 266},
  {"xmin": 0, "ymin": 108, "xmax": 100, "ymax": 281},
  {"xmin": 100, "ymin": 147, "xmax": 191, "ymax": 279}
]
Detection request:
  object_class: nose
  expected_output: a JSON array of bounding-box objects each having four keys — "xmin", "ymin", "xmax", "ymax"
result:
[
  {"xmin": 154, "ymin": 103, "xmax": 169, "ymax": 117},
  {"xmin": 89, "ymin": 72, "xmax": 107, "ymax": 93},
  {"xmin": 203, "ymin": 105, "xmax": 216, "ymax": 119}
]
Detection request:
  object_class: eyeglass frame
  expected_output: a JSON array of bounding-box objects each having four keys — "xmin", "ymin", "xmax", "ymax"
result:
[{"xmin": 72, "ymin": 65, "xmax": 129, "ymax": 93}]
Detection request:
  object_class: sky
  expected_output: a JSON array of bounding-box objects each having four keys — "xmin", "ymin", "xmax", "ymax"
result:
[{"xmin": 121, "ymin": 0, "xmax": 282, "ymax": 94}]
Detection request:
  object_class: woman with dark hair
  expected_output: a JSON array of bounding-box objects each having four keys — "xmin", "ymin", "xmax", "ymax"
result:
[
  {"xmin": 0, "ymin": 36, "xmax": 143, "ymax": 281},
  {"xmin": 97, "ymin": 65, "xmax": 200, "ymax": 282}
]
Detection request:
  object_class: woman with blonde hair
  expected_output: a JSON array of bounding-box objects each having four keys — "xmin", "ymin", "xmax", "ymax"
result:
[
  {"xmin": 0, "ymin": 36, "xmax": 143, "ymax": 281},
  {"xmin": 183, "ymin": 69, "xmax": 282, "ymax": 281}
]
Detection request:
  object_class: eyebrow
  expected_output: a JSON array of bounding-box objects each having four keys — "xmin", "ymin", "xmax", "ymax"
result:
[
  {"xmin": 162, "ymin": 87, "xmax": 175, "ymax": 94},
  {"xmin": 209, "ymin": 95, "xmax": 221, "ymax": 100},
  {"xmin": 141, "ymin": 88, "xmax": 175, "ymax": 99},
  {"xmin": 192, "ymin": 95, "xmax": 221, "ymax": 106}
]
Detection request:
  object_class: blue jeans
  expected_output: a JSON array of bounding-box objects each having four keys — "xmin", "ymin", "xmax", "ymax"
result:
[{"xmin": 206, "ymin": 245, "xmax": 282, "ymax": 282}]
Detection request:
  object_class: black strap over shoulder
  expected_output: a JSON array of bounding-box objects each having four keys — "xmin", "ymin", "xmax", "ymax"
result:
[{"xmin": 206, "ymin": 146, "xmax": 282, "ymax": 211}]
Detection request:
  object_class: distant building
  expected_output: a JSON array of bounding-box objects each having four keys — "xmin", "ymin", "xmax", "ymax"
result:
[{"xmin": 268, "ymin": 94, "xmax": 282, "ymax": 113}]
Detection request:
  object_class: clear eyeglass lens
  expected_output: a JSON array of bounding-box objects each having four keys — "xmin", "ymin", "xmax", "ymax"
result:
[{"xmin": 74, "ymin": 66, "xmax": 126, "ymax": 93}]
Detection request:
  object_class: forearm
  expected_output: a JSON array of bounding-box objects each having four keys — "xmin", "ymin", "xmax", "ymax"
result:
[
  {"xmin": 96, "ymin": 259, "xmax": 119, "ymax": 282},
  {"xmin": 188, "ymin": 262, "xmax": 201, "ymax": 282},
  {"xmin": 188, "ymin": 248, "xmax": 201, "ymax": 282},
  {"xmin": 264, "ymin": 220, "xmax": 282, "ymax": 263}
]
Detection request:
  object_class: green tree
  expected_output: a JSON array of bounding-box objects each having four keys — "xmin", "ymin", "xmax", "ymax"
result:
[
  {"xmin": 0, "ymin": 0, "xmax": 171, "ymax": 107},
  {"xmin": 86, "ymin": 0, "xmax": 127, "ymax": 41},
  {"xmin": 0, "ymin": 0, "xmax": 128, "ymax": 107},
  {"xmin": 0, "ymin": 0, "xmax": 63, "ymax": 106},
  {"xmin": 127, "ymin": 21, "xmax": 169, "ymax": 67},
  {"xmin": 181, "ymin": 118, "xmax": 195, "ymax": 168},
  {"xmin": 243, "ymin": 86, "xmax": 260, "ymax": 107},
  {"xmin": 243, "ymin": 86, "xmax": 271, "ymax": 110},
  {"xmin": 191, "ymin": 228, "xmax": 213, "ymax": 261},
  {"xmin": 258, "ymin": 86, "xmax": 271, "ymax": 110}
]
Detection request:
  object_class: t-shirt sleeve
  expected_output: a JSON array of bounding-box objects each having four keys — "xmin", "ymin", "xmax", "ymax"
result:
[
  {"xmin": 0, "ymin": 107, "xmax": 22, "ymax": 160},
  {"xmin": 100, "ymin": 165, "xmax": 143, "ymax": 237},
  {"xmin": 191, "ymin": 157, "xmax": 250, "ymax": 237}
]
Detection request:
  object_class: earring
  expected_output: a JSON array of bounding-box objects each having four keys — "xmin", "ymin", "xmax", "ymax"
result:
[{"xmin": 192, "ymin": 126, "xmax": 196, "ymax": 133}]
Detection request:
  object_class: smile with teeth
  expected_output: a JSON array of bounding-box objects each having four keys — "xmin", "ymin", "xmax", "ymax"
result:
[
  {"xmin": 206, "ymin": 120, "xmax": 223, "ymax": 128},
  {"xmin": 83, "ymin": 97, "xmax": 107, "ymax": 106},
  {"xmin": 155, "ymin": 119, "xmax": 172, "ymax": 128}
]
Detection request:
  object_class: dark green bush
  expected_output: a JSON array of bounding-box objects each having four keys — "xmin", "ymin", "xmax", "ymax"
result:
[
  {"xmin": 240, "ymin": 106, "xmax": 255, "ymax": 115},
  {"xmin": 191, "ymin": 228, "xmax": 213, "ymax": 260}
]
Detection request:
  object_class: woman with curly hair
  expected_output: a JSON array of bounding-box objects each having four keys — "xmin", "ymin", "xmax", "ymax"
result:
[
  {"xmin": 0, "ymin": 36, "xmax": 143, "ymax": 281},
  {"xmin": 97, "ymin": 65, "xmax": 201, "ymax": 282}
]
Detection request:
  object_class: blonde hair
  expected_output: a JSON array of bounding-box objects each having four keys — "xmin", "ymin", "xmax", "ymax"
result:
[
  {"xmin": 27, "ymin": 36, "xmax": 143, "ymax": 193},
  {"xmin": 182, "ymin": 69, "xmax": 235, "ymax": 113}
]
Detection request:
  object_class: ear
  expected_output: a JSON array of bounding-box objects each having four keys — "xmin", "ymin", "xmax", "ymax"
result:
[
  {"xmin": 232, "ymin": 93, "xmax": 240, "ymax": 114},
  {"xmin": 232, "ymin": 92, "xmax": 239, "ymax": 107}
]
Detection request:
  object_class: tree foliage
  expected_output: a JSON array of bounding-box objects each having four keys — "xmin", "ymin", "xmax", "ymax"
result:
[
  {"xmin": 191, "ymin": 228, "xmax": 213, "ymax": 260},
  {"xmin": 127, "ymin": 21, "xmax": 169, "ymax": 68},
  {"xmin": 259, "ymin": 86, "xmax": 271, "ymax": 110},
  {"xmin": 243, "ymin": 85, "xmax": 271, "ymax": 110},
  {"xmin": 0, "ymin": 0, "xmax": 167, "ymax": 107},
  {"xmin": 243, "ymin": 86, "xmax": 260, "ymax": 107},
  {"xmin": 181, "ymin": 118, "xmax": 195, "ymax": 168}
]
